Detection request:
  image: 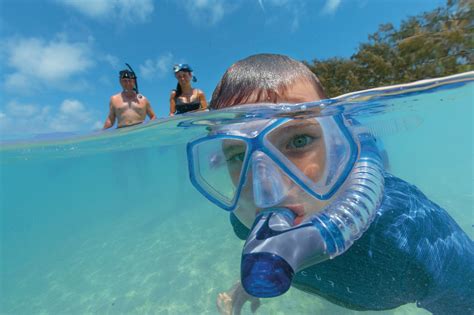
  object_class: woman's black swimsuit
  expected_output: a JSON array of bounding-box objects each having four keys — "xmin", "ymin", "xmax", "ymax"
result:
[{"xmin": 175, "ymin": 97, "xmax": 201, "ymax": 114}]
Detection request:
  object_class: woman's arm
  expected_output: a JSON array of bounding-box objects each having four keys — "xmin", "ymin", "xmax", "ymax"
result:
[{"xmin": 198, "ymin": 89, "xmax": 208, "ymax": 111}]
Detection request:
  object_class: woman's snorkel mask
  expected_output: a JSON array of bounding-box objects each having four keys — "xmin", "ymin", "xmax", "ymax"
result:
[
  {"xmin": 173, "ymin": 63, "xmax": 197, "ymax": 82},
  {"xmin": 187, "ymin": 111, "xmax": 385, "ymax": 298}
]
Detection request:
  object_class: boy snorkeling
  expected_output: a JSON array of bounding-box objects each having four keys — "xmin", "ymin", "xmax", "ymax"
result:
[{"xmin": 187, "ymin": 54, "xmax": 473, "ymax": 314}]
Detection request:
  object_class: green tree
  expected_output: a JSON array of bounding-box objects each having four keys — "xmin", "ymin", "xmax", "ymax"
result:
[{"xmin": 307, "ymin": 0, "xmax": 473, "ymax": 97}]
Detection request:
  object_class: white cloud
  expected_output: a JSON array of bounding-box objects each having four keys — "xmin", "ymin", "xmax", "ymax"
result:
[
  {"xmin": 3, "ymin": 36, "xmax": 94, "ymax": 92},
  {"xmin": 60, "ymin": 99, "xmax": 85, "ymax": 114},
  {"xmin": 0, "ymin": 99, "xmax": 101, "ymax": 135},
  {"xmin": 261, "ymin": 0, "xmax": 291, "ymax": 6},
  {"xmin": 58, "ymin": 0, "xmax": 110, "ymax": 17},
  {"xmin": 6, "ymin": 101, "xmax": 39, "ymax": 117},
  {"xmin": 322, "ymin": 0, "xmax": 342, "ymax": 14},
  {"xmin": 139, "ymin": 53, "xmax": 174, "ymax": 80},
  {"xmin": 178, "ymin": 0, "xmax": 338, "ymax": 29},
  {"xmin": 57, "ymin": 0, "xmax": 154, "ymax": 23},
  {"xmin": 258, "ymin": 0, "xmax": 304, "ymax": 32},
  {"xmin": 103, "ymin": 54, "xmax": 119, "ymax": 68},
  {"xmin": 182, "ymin": 0, "xmax": 234, "ymax": 26}
]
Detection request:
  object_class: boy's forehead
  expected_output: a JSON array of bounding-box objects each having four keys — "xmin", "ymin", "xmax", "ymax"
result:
[
  {"xmin": 281, "ymin": 79, "xmax": 322, "ymax": 104},
  {"xmin": 235, "ymin": 78, "xmax": 321, "ymax": 106}
]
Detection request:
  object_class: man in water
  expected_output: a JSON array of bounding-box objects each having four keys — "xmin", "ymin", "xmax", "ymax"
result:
[{"xmin": 103, "ymin": 68, "xmax": 156, "ymax": 129}]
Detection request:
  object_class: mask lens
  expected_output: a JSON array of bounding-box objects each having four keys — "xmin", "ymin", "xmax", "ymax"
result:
[
  {"xmin": 265, "ymin": 119, "xmax": 326, "ymax": 184},
  {"xmin": 264, "ymin": 117, "xmax": 355, "ymax": 198},
  {"xmin": 191, "ymin": 137, "xmax": 248, "ymax": 208}
]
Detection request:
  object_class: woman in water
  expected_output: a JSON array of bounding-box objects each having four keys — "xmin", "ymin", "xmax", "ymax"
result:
[
  {"xmin": 187, "ymin": 54, "xmax": 473, "ymax": 314},
  {"xmin": 169, "ymin": 64, "xmax": 208, "ymax": 116}
]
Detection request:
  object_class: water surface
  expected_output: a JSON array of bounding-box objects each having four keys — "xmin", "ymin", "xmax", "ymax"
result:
[{"xmin": 1, "ymin": 72, "xmax": 472, "ymax": 314}]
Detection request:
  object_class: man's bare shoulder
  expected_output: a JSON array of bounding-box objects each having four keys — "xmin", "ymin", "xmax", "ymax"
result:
[
  {"xmin": 110, "ymin": 93, "xmax": 123, "ymax": 103},
  {"xmin": 137, "ymin": 94, "xmax": 149, "ymax": 104}
]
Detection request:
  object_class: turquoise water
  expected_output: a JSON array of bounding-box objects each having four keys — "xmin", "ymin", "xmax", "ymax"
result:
[{"xmin": 1, "ymin": 73, "xmax": 472, "ymax": 314}]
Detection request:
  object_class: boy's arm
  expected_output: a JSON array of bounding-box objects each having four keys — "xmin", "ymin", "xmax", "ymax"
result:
[{"xmin": 217, "ymin": 213, "xmax": 259, "ymax": 315}]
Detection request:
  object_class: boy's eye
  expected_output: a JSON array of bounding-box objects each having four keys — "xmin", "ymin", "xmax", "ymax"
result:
[
  {"xmin": 227, "ymin": 151, "xmax": 245, "ymax": 163},
  {"xmin": 288, "ymin": 135, "xmax": 314, "ymax": 149}
]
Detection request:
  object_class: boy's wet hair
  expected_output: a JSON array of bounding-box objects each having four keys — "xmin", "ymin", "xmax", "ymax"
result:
[{"xmin": 210, "ymin": 54, "xmax": 326, "ymax": 109}]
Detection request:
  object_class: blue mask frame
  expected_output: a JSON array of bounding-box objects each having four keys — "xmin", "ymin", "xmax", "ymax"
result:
[{"xmin": 187, "ymin": 116, "xmax": 358, "ymax": 211}]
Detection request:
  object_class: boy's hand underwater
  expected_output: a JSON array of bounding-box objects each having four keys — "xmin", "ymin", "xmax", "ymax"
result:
[{"xmin": 216, "ymin": 281, "xmax": 261, "ymax": 315}]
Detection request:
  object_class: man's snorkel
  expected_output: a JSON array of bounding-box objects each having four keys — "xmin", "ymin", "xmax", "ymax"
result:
[{"xmin": 240, "ymin": 118, "xmax": 385, "ymax": 297}]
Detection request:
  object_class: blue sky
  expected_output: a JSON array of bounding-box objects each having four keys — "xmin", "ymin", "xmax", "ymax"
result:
[{"xmin": 0, "ymin": 0, "xmax": 446, "ymax": 135}]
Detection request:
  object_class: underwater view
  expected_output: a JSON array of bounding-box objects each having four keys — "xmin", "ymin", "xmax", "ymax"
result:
[{"xmin": 1, "ymin": 72, "xmax": 472, "ymax": 315}]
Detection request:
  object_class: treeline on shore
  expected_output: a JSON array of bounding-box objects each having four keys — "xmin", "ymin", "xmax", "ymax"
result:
[{"xmin": 306, "ymin": 0, "xmax": 473, "ymax": 97}]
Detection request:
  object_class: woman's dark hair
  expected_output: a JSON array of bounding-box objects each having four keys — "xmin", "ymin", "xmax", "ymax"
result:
[
  {"xmin": 210, "ymin": 53, "xmax": 326, "ymax": 109},
  {"xmin": 175, "ymin": 82, "xmax": 183, "ymax": 98}
]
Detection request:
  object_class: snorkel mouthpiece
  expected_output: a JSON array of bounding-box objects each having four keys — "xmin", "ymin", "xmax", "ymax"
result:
[
  {"xmin": 241, "ymin": 252, "xmax": 294, "ymax": 297},
  {"xmin": 241, "ymin": 208, "xmax": 330, "ymax": 297},
  {"xmin": 241, "ymin": 209, "xmax": 296, "ymax": 297}
]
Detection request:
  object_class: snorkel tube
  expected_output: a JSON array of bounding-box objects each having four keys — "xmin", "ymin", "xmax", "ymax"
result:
[
  {"xmin": 125, "ymin": 63, "xmax": 139, "ymax": 94},
  {"xmin": 241, "ymin": 123, "xmax": 385, "ymax": 298}
]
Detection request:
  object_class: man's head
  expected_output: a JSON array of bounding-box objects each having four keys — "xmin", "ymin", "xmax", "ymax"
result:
[
  {"xmin": 210, "ymin": 53, "xmax": 326, "ymax": 109},
  {"xmin": 119, "ymin": 69, "xmax": 136, "ymax": 93}
]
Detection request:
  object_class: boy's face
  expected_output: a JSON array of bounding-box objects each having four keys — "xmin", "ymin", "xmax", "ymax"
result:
[{"xmin": 227, "ymin": 80, "xmax": 328, "ymax": 227}]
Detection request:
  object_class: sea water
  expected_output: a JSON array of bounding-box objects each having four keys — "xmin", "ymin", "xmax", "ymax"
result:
[{"xmin": 1, "ymin": 73, "xmax": 472, "ymax": 314}]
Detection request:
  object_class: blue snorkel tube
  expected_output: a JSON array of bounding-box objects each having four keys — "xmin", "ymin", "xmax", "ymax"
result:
[
  {"xmin": 125, "ymin": 63, "xmax": 139, "ymax": 94},
  {"xmin": 241, "ymin": 129, "xmax": 385, "ymax": 298}
]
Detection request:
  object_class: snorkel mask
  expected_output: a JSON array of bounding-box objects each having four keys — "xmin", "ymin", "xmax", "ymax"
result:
[
  {"xmin": 119, "ymin": 63, "xmax": 139, "ymax": 93},
  {"xmin": 187, "ymin": 110, "xmax": 385, "ymax": 298}
]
